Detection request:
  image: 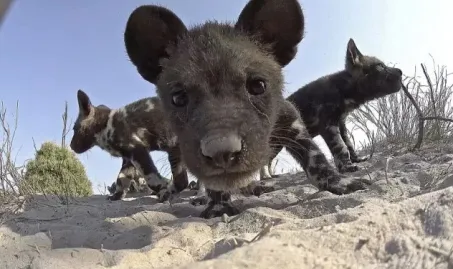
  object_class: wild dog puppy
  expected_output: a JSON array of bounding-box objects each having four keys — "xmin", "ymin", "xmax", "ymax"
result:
[
  {"xmin": 268, "ymin": 38, "xmax": 403, "ymax": 173},
  {"xmin": 107, "ymin": 158, "xmax": 151, "ymax": 196},
  {"xmin": 69, "ymin": 90, "xmax": 189, "ymax": 201},
  {"xmin": 124, "ymin": 0, "xmax": 370, "ymax": 218}
]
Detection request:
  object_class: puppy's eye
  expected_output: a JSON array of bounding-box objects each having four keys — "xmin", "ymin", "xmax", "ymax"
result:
[
  {"xmin": 171, "ymin": 90, "xmax": 188, "ymax": 107},
  {"xmin": 246, "ymin": 78, "xmax": 266, "ymax": 95}
]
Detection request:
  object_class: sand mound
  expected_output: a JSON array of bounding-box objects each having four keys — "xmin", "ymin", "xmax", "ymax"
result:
[{"xmin": 1, "ymin": 145, "xmax": 453, "ymax": 269}]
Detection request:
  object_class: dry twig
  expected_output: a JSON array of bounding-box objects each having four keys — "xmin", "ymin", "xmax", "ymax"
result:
[{"xmin": 0, "ymin": 101, "xmax": 26, "ymax": 198}]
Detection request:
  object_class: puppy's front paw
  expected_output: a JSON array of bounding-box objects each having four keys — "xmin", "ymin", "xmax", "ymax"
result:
[
  {"xmin": 351, "ymin": 155, "xmax": 369, "ymax": 163},
  {"xmin": 156, "ymin": 190, "xmax": 171, "ymax": 202},
  {"xmin": 240, "ymin": 181, "xmax": 275, "ymax": 197},
  {"xmin": 107, "ymin": 191, "xmax": 125, "ymax": 201},
  {"xmin": 324, "ymin": 175, "xmax": 371, "ymax": 195},
  {"xmin": 156, "ymin": 183, "xmax": 177, "ymax": 203},
  {"xmin": 190, "ymin": 196, "xmax": 210, "ymax": 206},
  {"xmin": 199, "ymin": 202, "xmax": 240, "ymax": 219},
  {"xmin": 338, "ymin": 163, "xmax": 359, "ymax": 173}
]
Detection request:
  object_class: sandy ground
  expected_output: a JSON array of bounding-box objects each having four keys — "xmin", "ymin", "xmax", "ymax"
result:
[{"xmin": 1, "ymin": 144, "xmax": 453, "ymax": 269}]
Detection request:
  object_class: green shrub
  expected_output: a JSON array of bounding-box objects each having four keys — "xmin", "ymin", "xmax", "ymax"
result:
[{"xmin": 20, "ymin": 141, "xmax": 93, "ymax": 197}]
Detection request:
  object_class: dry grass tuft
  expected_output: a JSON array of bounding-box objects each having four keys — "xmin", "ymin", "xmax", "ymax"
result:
[{"xmin": 350, "ymin": 56, "xmax": 453, "ymax": 154}]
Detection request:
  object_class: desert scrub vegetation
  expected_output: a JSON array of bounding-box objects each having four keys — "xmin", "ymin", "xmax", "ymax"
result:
[
  {"xmin": 0, "ymin": 101, "xmax": 24, "ymax": 201},
  {"xmin": 0, "ymin": 101, "xmax": 93, "ymax": 206},
  {"xmin": 349, "ymin": 56, "xmax": 453, "ymax": 154},
  {"xmin": 19, "ymin": 141, "xmax": 93, "ymax": 200}
]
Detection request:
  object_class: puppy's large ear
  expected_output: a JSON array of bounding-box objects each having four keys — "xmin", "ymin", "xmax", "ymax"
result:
[
  {"xmin": 77, "ymin": 89, "xmax": 92, "ymax": 116},
  {"xmin": 346, "ymin": 38, "xmax": 363, "ymax": 67},
  {"xmin": 235, "ymin": 0, "xmax": 304, "ymax": 67},
  {"xmin": 124, "ymin": 5, "xmax": 188, "ymax": 84}
]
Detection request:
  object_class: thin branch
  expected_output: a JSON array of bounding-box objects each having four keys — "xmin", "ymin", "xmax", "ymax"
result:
[
  {"xmin": 61, "ymin": 101, "xmax": 69, "ymax": 148},
  {"xmin": 0, "ymin": 100, "xmax": 22, "ymax": 197},
  {"xmin": 400, "ymin": 82, "xmax": 425, "ymax": 150},
  {"xmin": 422, "ymin": 116, "xmax": 453, "ymax": 123},
  {"xmin": 421, "ymin": 63, "xmax": 441, "ymax": 138}
]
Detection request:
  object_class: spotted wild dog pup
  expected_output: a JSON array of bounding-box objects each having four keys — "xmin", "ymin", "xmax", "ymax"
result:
[
  {"xmin": 124, "ymin": 0, "xmax": 370, "ymax": 218},
  {"xmin": 268, "ymin": 38, "xmax": 403, "ymax": 173},
  {"xmin": 107, "ymin": 158, "xmax": 151, "ymax": 196},
  {"xmin": 69, "ymin": 90, "xmax": 189, "ymax": 201}
]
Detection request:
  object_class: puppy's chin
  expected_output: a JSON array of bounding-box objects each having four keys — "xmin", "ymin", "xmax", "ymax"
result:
[
  {"xmin": 386, "ymin": 84, "xmax": 402, "ymax": 95},
  {"xmin": 201, "ymin": 170, "xmax": 261, "ymax": 192},
  {"xmin": 394, "ymin": 83, "xmax": 403, "ymax": 92}
]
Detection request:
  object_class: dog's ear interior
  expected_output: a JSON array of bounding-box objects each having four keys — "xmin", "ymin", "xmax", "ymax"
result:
[
  {"xmin": 124, "ymin": 5, "xmax": 188, "ymax": 84},
  {"xmin": 235, "ymin": 0, "xmax": 305, "ymax": 67},
  {"xmin": 77, "ymin": 89, "xmax": 92, "ymax": 116},
  {"xmin": 346, "ymin": 38, "xmax": 363, "ymax": 67}
]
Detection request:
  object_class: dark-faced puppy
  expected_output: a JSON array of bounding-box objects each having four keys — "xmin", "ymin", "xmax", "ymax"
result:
[
  {"xmin": 124, "ymin": 0, "xmax": 370, "ymax": 218},
  {"xmin": 269, "ymin": 38, "xmax": 403, "ymax": 173},
  {"xmin": 69, "ymin": 90, "xmax": 189, "ymax": 201}
]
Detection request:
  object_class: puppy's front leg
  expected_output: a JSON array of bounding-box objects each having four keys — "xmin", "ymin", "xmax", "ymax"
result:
[
  {"xmin": 274, "ymin": 101, "xmax": 370, "ymax": 194},
  {"xmin": 339, "ymin": 120, "xmax": 368, "ymax": 163}
]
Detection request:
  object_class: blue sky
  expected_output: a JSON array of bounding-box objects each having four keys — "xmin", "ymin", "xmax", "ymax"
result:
[{"xmin": 1, "ymin": 0, "xmax": 452, "ymax": 193}]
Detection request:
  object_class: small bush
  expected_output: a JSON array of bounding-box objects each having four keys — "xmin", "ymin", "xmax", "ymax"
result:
[{"xmin": 20, "ymin": 141, "xmax": 93, "ymax": 198}]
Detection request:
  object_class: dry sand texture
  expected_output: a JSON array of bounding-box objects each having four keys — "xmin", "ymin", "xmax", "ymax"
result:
[{"xmin": 1, "ymin": 143, "xmax": 453, "ymax": 269}]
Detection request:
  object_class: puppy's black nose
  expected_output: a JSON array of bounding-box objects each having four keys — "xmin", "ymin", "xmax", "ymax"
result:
[{"xmin": 200, "ymin": 133, "xmax": 243, "ymax": 169}]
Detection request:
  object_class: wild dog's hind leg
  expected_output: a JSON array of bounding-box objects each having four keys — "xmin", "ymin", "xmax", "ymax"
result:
[
  {"xmin": 239, "ymin": 171, "xmax": 275, "ymax": 197},
  {"xmin": 107, "ymin": 182, "xmax": 116, "ymax": 195},
  {"xmin": 275, "ymin": 101, "xmax": 370, "ymax": 194},
  {"xmin": 244, "ymin": 143, "xmax": 280, "ymax": 196},
  {"xmin": 339, "ymin": 120, "xmax": 368, "ymax": 163},
  {"xmin": 158, "ymin": 147, "xmax": 190, "ymax": 201},
  {"xmin": 260, "ymin": 142, "xmax": 283, "ymax": 180},
  {"xmin": 239, "ymin": 181, "xmax": 275, "ymax": 197},
  {"xmin": 259, "ymin": 164, "xmax": 272, "ymax": 180},
  {"xmin": 188, "ymin": 180, "xmax": 199, "ymax": 190},
  {"xmin": 190, "ymin": 181, "xmax": 209, "ymax": 206},
  {"xmin": 129, "ymin": 146, "xmax": 170, "ymax": 202},
  {"xmin": 108, "ymin": 158, "xmax": 135, "ymax": 201},
  {"xmin": 320, "ymin": 124, "xmax": 358, "ymax": 173}
]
